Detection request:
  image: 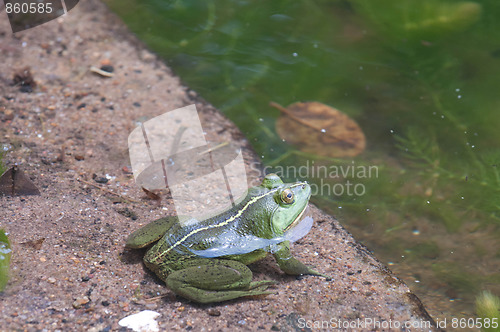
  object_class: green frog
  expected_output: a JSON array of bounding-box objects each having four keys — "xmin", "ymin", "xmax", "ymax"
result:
[{"xmin": 126, "ymin": 173, "xmax": 327, "ymax": 303}]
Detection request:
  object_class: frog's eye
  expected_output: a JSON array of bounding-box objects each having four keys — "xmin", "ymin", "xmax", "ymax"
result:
[{"xmin": 280, "ymin": 189, "xmax": 295, "ymax": 204}]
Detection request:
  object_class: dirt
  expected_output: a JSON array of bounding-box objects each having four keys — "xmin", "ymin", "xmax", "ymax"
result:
[{"xmin": 0, "ymin": 1, "xmax": 438, "ymax": 331}]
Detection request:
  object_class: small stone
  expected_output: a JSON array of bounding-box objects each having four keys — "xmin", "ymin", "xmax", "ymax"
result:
[
  {"xmin": 93, "ymin": 175, "xmax": 108, "ymax": 184},
  {"xmin": 139, "ymin": 50, "xmax": 155, "ymax": 63},
  {"xmin": 74, "ymin": 154, "xmax": 85, "ymax": 161},
  {"xmin": 81, "ymin": 276, "xmax": 90, "ymax": 282},
  {"xmin": 119, "ymin": 310, "xmax": 160, "ymax": 332},
  {"xmin": 122, "ymin": 166, "xmax": 132, "ymax": 174},
  {"xmin": 13, "ymin": 67, "xmax": 36, "ymax": 93},
  {"xmin": 120, "ymin": 301, "xmax": 130, "ymax": 312},
  {"xmin": 207, "ymin": 308, "xmax": 220, "ymax": 316},
  {"xmin": 100, "ymin": 65, "xmax": 114, "ymax": 73},
  {"xmin": 3, "ymin": 109, "xmax": 14, "ymax": 121},
  {"xmin": 47, "ymin": 277, "xmax": 56, "ymax": 284},
  {"xmin": 116, "ymin": 208, "xmax": 137, "ymax": 220},
  {"xmin": 73, "ymin": 296, "xmax": 90, "ymax": 309},
  {"xmin": 145, "ymin": 302, "xmax": 158, "ymax": 310}
]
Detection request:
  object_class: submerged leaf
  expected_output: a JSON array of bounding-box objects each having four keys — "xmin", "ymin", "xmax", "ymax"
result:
[
  {"xmin": 271, "ymin": 101, "xmax": 366, "ymax": 157},
  {"xmin": 0, "ymin": 229, "xmax": 11, "ymax": 291}
]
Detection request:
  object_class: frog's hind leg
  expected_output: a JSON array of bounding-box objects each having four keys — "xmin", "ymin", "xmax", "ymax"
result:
[
  {"xmin": 166, "ymin": 260, "xmax": 276, "ymax": 304},
  {"xmin": 126, "ymin": 216, "xmax": 180, "ymax": 248}
]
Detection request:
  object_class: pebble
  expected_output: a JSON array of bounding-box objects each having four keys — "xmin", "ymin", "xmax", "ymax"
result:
[
  {"xmin": 73, "ymin": 296, "xmax": 90, "ymax": 309},
  {"xmin": 3, "ymin": 109, "xmax": 14, "ymax": 121},
  {"xmin": 207, "ymin": 308, "xmax": 221, "ymax": 316},
  {"xmin": 118, "ymin": 310, "xmax": 161, "ymax": 332},
  {"xmin": 139, "ymin": 50, "xmax": 156, "ymax": 63},
  {"xmin": 100, "ymin": 65, "xmax": 114, "ymax": 73},
  {"xmin": 94, "ymin": 176, "xmax": 108, "ymax": 184}
]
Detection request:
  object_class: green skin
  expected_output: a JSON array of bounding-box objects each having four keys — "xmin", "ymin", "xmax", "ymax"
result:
[{"xmin": 126, "ymin": 173, "xmax": 327, "ymax": 303}]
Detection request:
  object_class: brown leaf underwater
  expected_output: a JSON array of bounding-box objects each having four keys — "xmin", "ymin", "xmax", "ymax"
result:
[{"xmin": 271, "ymin": 101, "xmax": 366, "ymax": 157}]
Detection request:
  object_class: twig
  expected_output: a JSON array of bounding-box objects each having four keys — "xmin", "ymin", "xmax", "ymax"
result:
[
  {"xmin": 77, "ymin": 178, "xmax": 141, "ymax": 203},
  {"xmin": 143, "ymin": 293, "xmax": 171, "ymax": 302}
]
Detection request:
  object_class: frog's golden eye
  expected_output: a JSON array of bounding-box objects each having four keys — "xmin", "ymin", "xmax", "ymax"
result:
[{"xmin": 280, "ymin": 189, "xmax": 294, "ymax": 204}]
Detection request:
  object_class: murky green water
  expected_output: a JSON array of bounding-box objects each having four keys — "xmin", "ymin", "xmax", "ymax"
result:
[{"xmin": 105, "ymin": 0, "xmax": 500, "ymax": 320}]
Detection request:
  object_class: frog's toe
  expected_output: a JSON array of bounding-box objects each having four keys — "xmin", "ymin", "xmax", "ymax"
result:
[
  {"xmin": 248, "ymin": 279, "xmax": 278, "ymax": 290},
  {"xmin": 308, "ymin": 269, "xmax": 331, "ymax": 279},
  {"xmin": 244, "ymin": 289, "xmax": 274, "ymax": 298},
  {"xmin": 249, "ymin": 284, "xmax": 276, "ymax": 293}
]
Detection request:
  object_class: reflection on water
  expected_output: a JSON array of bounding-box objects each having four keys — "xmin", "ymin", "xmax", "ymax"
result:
[{"xmin": 105, "ymin": 0, "xmax": 500, "ymax": 319}]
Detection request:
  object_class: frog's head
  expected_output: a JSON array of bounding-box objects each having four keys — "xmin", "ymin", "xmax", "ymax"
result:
[{"xmin": 261, "ymin": 173, "xmax": 311, "ymax": 236}]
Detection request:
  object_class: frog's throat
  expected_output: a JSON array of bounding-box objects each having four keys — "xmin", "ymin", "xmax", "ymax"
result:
[
  {"xmin": 152, "ymin": 181, "xmax": 307, "ymax": 262},
  {"xmin": 284, "ymin": 204, "xmax": 309, "ymax": 232}
]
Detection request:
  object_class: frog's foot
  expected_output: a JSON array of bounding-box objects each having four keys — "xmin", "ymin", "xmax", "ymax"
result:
[
  {"xmin": 273, "ymin": 241, "xmax": 331, "ymax": 279},
  {"xmin": 286, "ymin": 262, "xmax": 332, "ymax": 279},
  {"xmin": 170, "ymin": 285, "xmax": 274, "ymax": 304},
  {"xmin": 248, "ymin": 279, "xmax": 278, "ymax": 290},
  {"xmin": 249, "ymin": 284, "xmax": 276, "ymax": 294},
  {"xmin": 165, "ymin": 260, "xmax": 274, "ymax": 304},
  {"xmin": 126, "ymin": 216, "xmax": 180, "ymax": 248},
  {"xmin": 307, "ymin": 269, "xmax": 331, "ymax": 279},
  {"xmin": 276, "ymin": 252, "xmax": 330, "ymax": 278}
]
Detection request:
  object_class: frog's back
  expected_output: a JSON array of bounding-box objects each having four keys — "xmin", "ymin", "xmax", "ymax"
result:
[{"xmin": 164, "ymin": 189, "xmax": 273, "ymax": 254}]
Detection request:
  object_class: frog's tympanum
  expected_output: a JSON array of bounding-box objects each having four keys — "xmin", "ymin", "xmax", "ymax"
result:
[{"xmin": 126, "ymin": 173, "xmax": 327, "ymax": 303}]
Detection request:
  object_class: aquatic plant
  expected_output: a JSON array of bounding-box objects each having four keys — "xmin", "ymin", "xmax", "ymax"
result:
[
  {"xmin": 0, "ymin": 229, "xmax": 11, "ymax": 291},
  {"xmin": 0, "ymin": 150, "xmax": 5, "ymax": 176},
  {"xmin": 476, "ymin": 291, "xmax": 500, "ymax": 332}
]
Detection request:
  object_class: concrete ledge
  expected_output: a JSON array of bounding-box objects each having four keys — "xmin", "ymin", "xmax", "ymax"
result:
[{"xmin": 0, "ymin": 0, "xmax": 437, "ymax": 330}]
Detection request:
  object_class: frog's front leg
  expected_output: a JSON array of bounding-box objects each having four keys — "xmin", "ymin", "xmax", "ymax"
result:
[
  {"xmin": 273, "ymin": 241, "xmax": 329, "ymax": 278},
  {"xmin": 166, "ymin": 259, "xmax": 276, "ymax": 304},
  {"xmin": 126, "ymin": 216, "xmax": 180, "ymax": 248}
]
